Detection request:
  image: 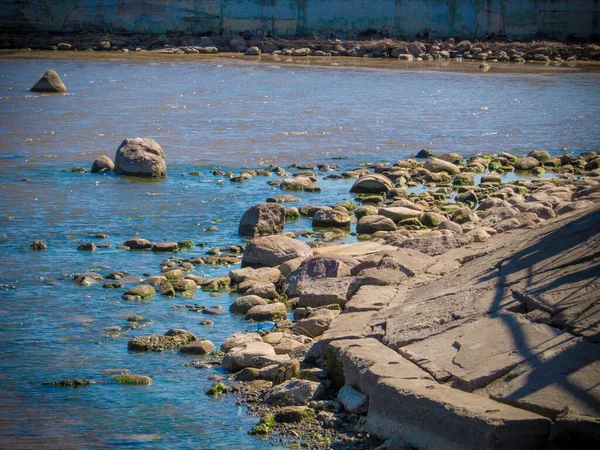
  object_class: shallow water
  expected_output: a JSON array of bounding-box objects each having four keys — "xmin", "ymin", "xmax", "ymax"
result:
[{"xmin": 0, "ymin": 54, "xmax": 599, "ymax": 449}]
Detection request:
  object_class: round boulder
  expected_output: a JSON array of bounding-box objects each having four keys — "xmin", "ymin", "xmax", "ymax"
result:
[
  {"xmin": 222, "ymin": 341, "xmax": 276, "ymax": 372},
  {"xmin": 356, "ymin": 215, "xmax": 397, "ymax": 234},
  {"xmin": 91, "ymin": 155, "xmax": 114, "ymax": 173},
  {"xmin": 31, "ymin": 70, "xmax": 67, "ymax": 93},
  {"xmin": 239, "ymin": 203, "xmax": 286, "ymax": 237},
  {"xmin": 230, "ymin": 295, "xmax": 268, "ymax": 314},
  {"xmin": 179, "ymin": 339, "xmax": 215, "ymax": 355},
  {"xmin": 350, "ymin": 174, "xmax": 394, "ymax": 194},
  {"xmin": 312, "ymin": 208, "xmax": 351, "ymax": 228},
  {"xmin": 114, "ymin": 138, "xmax": 166, "ymax": 178}
]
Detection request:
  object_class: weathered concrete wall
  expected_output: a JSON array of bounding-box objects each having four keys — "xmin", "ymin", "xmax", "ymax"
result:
[{"xmin": 1, "ymin": 0, "xmax": 599, "ymax": 39}]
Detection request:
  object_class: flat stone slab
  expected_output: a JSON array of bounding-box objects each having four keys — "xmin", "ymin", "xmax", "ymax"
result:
[
  {"xmin": 312, "ymin": 242, "xmax": 397, "ymax": 258},
  {"xmin": 367, "ymin": 378, "xmax": 551, "ymax": 450},
  {"xmin": 326, "ymin": 338, "xmax": 431, "ymax": 396},
  {"xmin": 400, "ymin": 312, "xmax": 570, "ymax": 391},
  {"xmin": 298, "ymin": 277, "xmax": 353, "ymax": 308},
  {"xmin": 344, "ymin": 285, "xmax": 400, "ymax": 313},
  {"xmin": 485, "ymin": 337, "xmax": 600, "ymax": 418}
]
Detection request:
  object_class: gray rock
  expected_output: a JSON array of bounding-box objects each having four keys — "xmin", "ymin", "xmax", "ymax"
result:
[
  {"xmin": 313, "ymin": 208, "xmax": 352, "ymax": 228},
  {"xmin": 229, "ymin": 295, "xmax": 268, "ymax": 314},
  {"xmin": 31, "ymin": 70, "xmax": 67, "ymax": 93},
  {"xmin": 424, "ymin": 157, "xmax": 460, "ymax": 175},
  {"xmin": 238, "ymin": 203, "xmax": 286, "ymax": 237},
  {"xmin": 222, "ymin": 341, "xmax": 277, "ymax": 372},
  {"xmin": 229, "ymin": 266, "xmax": 281, "ymax": 285},
  {"xmin": 284, "ymin": 255, "xmax": 356, "ymax": 297},
  {"xmin": 264, "ymin": 379, "xmax": 325, "ymax": 406},
  {"xmin": 357, "ymin": 215, "xmax": 397, "ymax": 234},
  {"xmin": 114, "ymin": 138, "xmax": 166, "ymax": 178},
  {"xmin": 298, "ymin": 277, "xmax": 353, "ymax": 308},
  {"xmin": 91, "ymin": 155, "xmax": 114, "ymax": 173},
  {"xmin": 123, "ymin": 238, "xmax": 152, "ymax": 249},
  {"xmin": 245, "ymin": 302, "xmax": 287, "ymax": 322},
  {"xmin": 123, "ymin": 285, "xmax": 156, "ymax": 300},
  {"xmin": 350, "ymin": 174, "xmax": 394, "ymax": 194},
  {"xmin": 293, "ymin": 308, "xmax": 339, "ymax": 338},
  {"xmin": 221, "ymin": 332, "xmax": 263, "ymax": 353},
  {"xmin": 337, "ymin": 385, "xmax": 369, "ymax": 414},
  {"xmin": 179, "ymin": 339, "xmax": 215, "ymax": 354},
  {"xmin": 242, "ymin": 235, "xmax": 312, "ymax": 267},
  {"xmin": 514, "ymin": 156, "xmax": 541, "ymax": 170},
  {"xmin": 378, "ymin": 206, "xmax": 422, "ymax": 223},
  {"xmin": 244, "ymin": 282, "xmax": 279, "ymax": 299}
]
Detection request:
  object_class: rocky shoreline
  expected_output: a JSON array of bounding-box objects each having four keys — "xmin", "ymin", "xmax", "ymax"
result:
[
  {"xmin": 3, "ymin": 31, "xmax": 600, "ymax": 64},
  {"xmin": 43, "ymin": 138, "xmax": 600, "ymax": 448}
]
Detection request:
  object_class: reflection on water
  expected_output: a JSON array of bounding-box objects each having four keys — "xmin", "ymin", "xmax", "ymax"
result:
[{"xmin": 0, "ymin": 55, "xmax": 599, "ymax": 448}]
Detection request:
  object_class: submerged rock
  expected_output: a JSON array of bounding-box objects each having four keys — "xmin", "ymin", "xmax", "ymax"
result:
[
  {"xmin": 31, "ymin": 70, "xmax": 67, "ymax": 93},
  {"xmin": 30, "ymin": 240, "xmax": 48, "ymax": 250},
  {"xmin": 43, "ymin": 379, "xmax": 95, "ymax": 387},
  {"xmin": 128, "ymin": 329, "xmax": 197, "ymax": 351},
  {"xmin": 113, "ymin": 375, "xmax": 153, "ymax": 385},
  {"xmin": 91, "ymin": 155, "xmax": 114, "ymax": 173}
]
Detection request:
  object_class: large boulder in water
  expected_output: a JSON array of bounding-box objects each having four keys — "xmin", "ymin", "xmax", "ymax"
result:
[
  {"xmin": 31, "ymin": 70, "xmax": 67, "ymax": 93},
  {"xmin": 114, "ymin": 138, "xmax": 166, "ymax": 178},
  {"xmin": 239, "ymin": 203, "xmax": 286, "ymax": 236}
]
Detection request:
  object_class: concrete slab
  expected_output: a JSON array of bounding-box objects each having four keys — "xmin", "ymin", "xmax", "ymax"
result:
[{"xmin": 368, "ymin": 378, "xmax": 551, "ymax": 450}]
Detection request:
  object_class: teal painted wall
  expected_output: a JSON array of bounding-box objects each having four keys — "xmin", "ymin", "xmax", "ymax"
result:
[{"xmin": 0, "ymin": 0, "xmax": 598, "ymax": 38}]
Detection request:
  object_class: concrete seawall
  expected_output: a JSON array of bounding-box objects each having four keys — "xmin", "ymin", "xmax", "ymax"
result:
[{"xmin": 1, "ymin": 0, "xmax": 599, "ymax": 39}]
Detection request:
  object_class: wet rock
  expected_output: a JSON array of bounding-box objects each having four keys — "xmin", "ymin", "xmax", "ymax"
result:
[
  {"xmin": 230, "ymin": 295, "xmax": 268, "ymax": 314},
  {"xmin": 31, "ymin": 70, "xmax": 67, "ymax": 93},
  {"xmin": 238, "ymin": 203, "xmax": 286, "ymax": 237},
  {"xmin": 113, "ymin": 375, "xmax": 153, "ymax": 385},
  {"xmin": 179, "ymin": 339, "xmax": 215, "ymax": 355},
  {"xmin": 73, "ymin": 273, "xmax": 104, "ymax": 286},
  {"xmin": 245, "ymin": 302, "xmax": 287, "ymax": 322},
  {"xmin": 267, "ymin": 194, "xmax": 300, "ymax": 203},
  {"xmin": 30, "ymin": 240, "xmax": 48, "ymax": 250},
  {"xmin": 244, "ymin": 46, "xmax": 260, "ymax": 55},
  {"xmin": 281, "ymin": 176, "xmax": 320, "ymax": 192},
  {"xmin": 222, "ymin": 341, "xmax": 277, "ymax": 372},
  {"xmin": 206, "ymin": 381, "xmax": 232, "ymax": 396},
  {"xmin": 264, "ymin": 379, "xmax": 325, "ymax": 406},
  {"xmin": 77, "ymin": 242, "xmax": 96, "ymax": 251},
  {"xmin": 114, "ymin": 137, "xmax": 166, "ymax": 178},
  {"xmin": 123, "ymin": 238, "xmax": 152, "ymax": 250},
  {"xmin": 152, "ymin": 242, "xmax": 178, "ymax": 252},
  {"xmin": 202, "ymin": 306, "xmax": 226, "ymax": 315},
  {"xmin": 242, "ymin": 235, "xmax": 312, "ymax": 267},
  {"xmin": 312, "ymin": 208, "xmax": 351, "ymax": 228},
  {"xmin": 123, "ymin": 285, "xmax": 155, "ymax": 300},
  {"xmin": 350, "ymin": 174, "xmax": 394, "ymax": 194},
  {"xmin": 91, "ymin": 155, "xmax": 114, "ymax": 173},
  {"xmin": 43, "ymin": 379, "xmax": 95, "ymax": 387},
  {"xmin": 128, "ymin": 329, "xmax": 197, "ymax": 351}
]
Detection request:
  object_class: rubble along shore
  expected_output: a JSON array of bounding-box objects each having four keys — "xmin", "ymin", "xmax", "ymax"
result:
[
  {"xmin": 96, "ymin": 146, "xmax": 599, "ymax": 449},
  {"xmin": 3, "ymin": 31, "xmax": 600, "ymax": 64}
]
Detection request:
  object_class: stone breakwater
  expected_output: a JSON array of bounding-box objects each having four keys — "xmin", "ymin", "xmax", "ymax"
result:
[
  {"xmin": 4, "ymin": 32, "xmax": 600, "ymax": 63},
  {"xmin": 45, "ymin": 144, "xmax": 600, "ymax": 449}
]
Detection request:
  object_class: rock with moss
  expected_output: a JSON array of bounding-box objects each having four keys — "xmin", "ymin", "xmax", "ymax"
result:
[
  {"xmin": 43, "ymin": 379, "xmax": 95, "ymax": 387},
  {"xmin": 128, "ymin": 329, "xmax": 197, "ymax": 352},
  {"xmin": 206, "ymin": 381, "xmax": 232, "ymax": 396},
  {"xmin": 113, "ymin": 374, "xmax": 153, "ymax": 385},
  {"xmin": 178, "ymin": 240, "xmax": 195, "ymax": 249},
  {"xmin": 123, "ymin": 285, "xmax": 156, "ymax": 300},
  {"xmin": 249, "ymin": 413, "xmax": 275, "ymax": 435}
]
